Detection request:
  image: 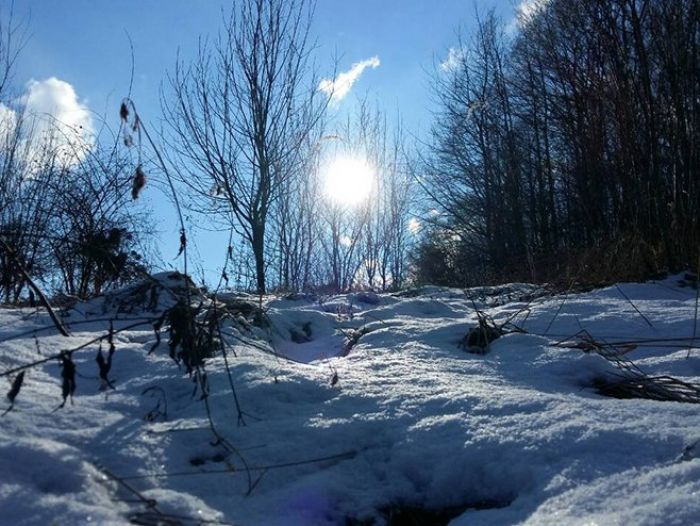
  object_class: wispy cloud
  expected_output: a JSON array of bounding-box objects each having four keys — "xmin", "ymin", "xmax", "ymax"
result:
[
  {"xmin": 439, "ymin": 47, "xmax": 466, "ymax": 73},
  {"xmin": 319, "ymin": 56, "xmax": 380, "ymax": 103}
]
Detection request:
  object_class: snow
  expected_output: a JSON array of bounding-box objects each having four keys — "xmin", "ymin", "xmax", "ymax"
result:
[{"xmin": 1, "ymin": 274, "xmax": 700, "ymax": 525}]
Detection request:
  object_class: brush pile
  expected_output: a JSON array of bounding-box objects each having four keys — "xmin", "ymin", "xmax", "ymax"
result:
[
  {"xmin": 459, "ymin": 306, "xmax": 527, "ymax": 354},
  {"xmin": 558, "ymin": 330, "xmax": 700, "ymax": 403}
]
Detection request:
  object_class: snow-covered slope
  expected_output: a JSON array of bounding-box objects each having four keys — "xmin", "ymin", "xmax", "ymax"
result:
[{"xmin": 1, "ymin": 275, "xmax": 700, "ymax": 525}]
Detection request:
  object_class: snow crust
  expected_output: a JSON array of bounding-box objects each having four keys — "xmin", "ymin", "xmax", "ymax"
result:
[{"xmin": 1, "ymin": 276, "xmax": 699, "ymax": 525}]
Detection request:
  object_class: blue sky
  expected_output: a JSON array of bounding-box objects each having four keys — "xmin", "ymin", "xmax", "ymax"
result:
[
  {"xmin": 10, "ymin": 1, "xmax": 517, "ymax": 131},
  {"xmin": 6, "ymin": 0, "xmax": 521, "ymax": 282}
]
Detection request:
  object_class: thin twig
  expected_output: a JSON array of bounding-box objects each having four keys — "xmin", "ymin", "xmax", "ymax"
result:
[
  {"xmin": 544, "ymin": 279, "xmax": 575, "ymax": 335},
  {"xmin": 213, "ymin": 303, "xmax": 258, "ymax": 426},
  {"xmin": 615, "ymin": 284, "xmax": 654, "ymax": 328},
  {"xmin": 0, "ymin": 320, "xmax": 153, "ymax": 377},
  {"xmin": 0, "ymin": 315, "xmax": 159, "ymax": 345},
  {"xmin": 0, "ymin": 238, "xmax": 70, "ymax": 337},
  {"xmin": 119, "ymin": 449, "xmax": 358, "ymax": 481},
  {"xmin": 197, "ymin": 368, "xmax": 254, "ymax": 495}
]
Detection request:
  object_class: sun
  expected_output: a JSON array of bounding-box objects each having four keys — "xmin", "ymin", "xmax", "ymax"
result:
[{"xmin": 322, "ymin": 156, "xmax": 375, "ymax": 206}]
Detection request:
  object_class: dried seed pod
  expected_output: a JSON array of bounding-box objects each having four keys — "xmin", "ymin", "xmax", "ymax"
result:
[
  {"xmin": 123, "ymin": 134, "xmax": 134, "ymax": 147},
  {"xmin": 59, "ymin": 353, "xmax": 76, "ymax": 408},
  {"xmin": 7, "ymin": 371, "xmax": 25, "ymax": 404},
  {"xmin": 148, "ymin": 313, "xmax": 167, "ymax": 355},
  {"xmin": 119, "ymin": 102, "xmax": 129, "ymax": 122},
  {"xmin": 132, "ymin": 165, "xmax": 146, "ymax": 199},
  {"xmin": 96, "ymin": 346, "xmax": 115, "ymax": 391},
  {"xmin": 96, "ymin": 326, "xmax": 116, "ymax": 391},
  {"xmin": 176, "ymin": 230, "xmax": 187, "ymax": 257}
]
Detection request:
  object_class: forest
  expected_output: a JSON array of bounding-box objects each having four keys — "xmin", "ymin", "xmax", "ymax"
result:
[{"xmin": 420, "ymin": 0, "xmax": 700, "ymax": 287}]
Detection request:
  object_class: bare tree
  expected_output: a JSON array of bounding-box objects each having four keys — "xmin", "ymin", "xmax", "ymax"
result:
[
  {"xmin": 49, "ymin": 146, "xmax": 149, "ymax": 298},
  {"xmin": 272, "ymin": 127, "xmax": 325, "ymax": 291},
  {"xmin": 422, "ymin": 12, "xmax": 526, "ymax": 283},
  {"xmin": 0, "ymin": 2, "xmax": 27, "ymax": 99},
  {"xmin": 420, "ymin": 0, "xmax": 700, "ymax": 286},
  {"xmin": 0, "ymin": 107, "xmax": 62, "ymax": 303},
  {"xmin": 164, "ymin": 0, "xmax": 326, "ymax": 293},
  {"xmin": 316, "ymin": 108, "xmax": 376, "ymax": 292},
  {"xmin": 319, "ymin": 198, "xmax": 369, "ymax": 292},
  {"xmin": 352, "ymin": 103, "xmax": 414, "ymax": 291}
]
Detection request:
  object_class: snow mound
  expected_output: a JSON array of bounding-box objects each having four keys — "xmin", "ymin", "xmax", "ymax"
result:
[
  {"xmin": 65, "ymin": 271, "xmax": 200, "ymax": 318},
  {"xmin": 1, "ymin": 275, "xmax": 700, "ymax": 525},
  {"xmin": 0, "ymin": 438, "xmax": 126, "ymax": 525}
]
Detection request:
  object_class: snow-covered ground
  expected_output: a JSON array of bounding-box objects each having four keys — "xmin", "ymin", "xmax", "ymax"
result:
[{"xmin": 1, "ymin": 275, "xmax": 700, "ymax": 525}]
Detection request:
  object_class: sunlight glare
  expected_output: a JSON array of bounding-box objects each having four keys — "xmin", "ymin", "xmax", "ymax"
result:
[{"xmin": 322, "ymin": 156, "xmax": 374, "ymax": 206}]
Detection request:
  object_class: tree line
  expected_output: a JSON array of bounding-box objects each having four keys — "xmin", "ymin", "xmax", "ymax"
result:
[{"xmin": 418, "ymin": 0, "xmax": 699, "ymax": 286}]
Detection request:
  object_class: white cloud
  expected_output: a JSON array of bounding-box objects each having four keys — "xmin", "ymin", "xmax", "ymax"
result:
[
  {"xmin": 319, "ymin": 56, "xmax": 380, "ymax": 103},
  {"xmin": 515, "ymin": 0, "xmax": 550, "ymax": 26},
  {"xmin": 439, "ymin": 47, "xmax": 466, "ymax": 72},
  {"xmin": 2, "ymin": 77, "xmax": 94, "ymax": 168},
  {"xmin": 0, "ymin": 102, "xmax": 17, "ymax": 133}
]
